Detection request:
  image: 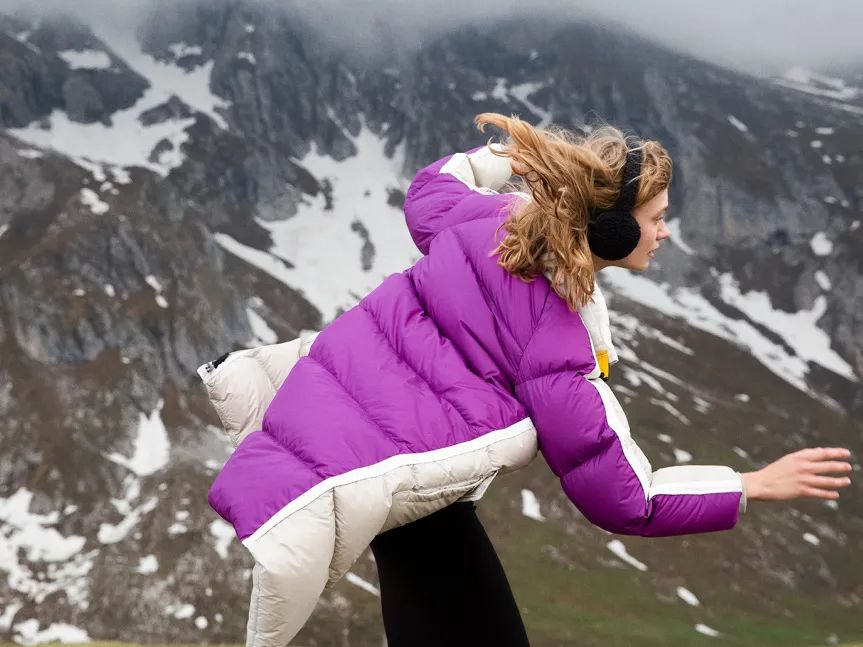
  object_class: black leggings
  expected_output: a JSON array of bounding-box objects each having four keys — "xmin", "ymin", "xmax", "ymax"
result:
[{"xmin": 369, "ymin": 501, "xmax": 530, "ymax": 647}]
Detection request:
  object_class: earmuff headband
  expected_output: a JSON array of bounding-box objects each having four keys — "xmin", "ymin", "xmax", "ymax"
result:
[{"xmin": 586, "ymin": 147, "xmax": 644, "ymax": 261}]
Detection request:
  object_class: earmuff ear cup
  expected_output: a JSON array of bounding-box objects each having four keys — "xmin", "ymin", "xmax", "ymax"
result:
[{"xmin": 587, "ymin": 211, "xmax": 641, "ymax": 261}]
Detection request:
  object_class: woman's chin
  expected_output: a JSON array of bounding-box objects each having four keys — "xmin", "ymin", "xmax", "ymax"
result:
[{"xmin": 619, "ymin": 257, "xmax": 651, "ymax": 272}]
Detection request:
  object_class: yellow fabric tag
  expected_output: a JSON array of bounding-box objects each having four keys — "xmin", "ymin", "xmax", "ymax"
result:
[{"xmin": 596, "ymin": 349, "xmax": 610, "ymax": 378}]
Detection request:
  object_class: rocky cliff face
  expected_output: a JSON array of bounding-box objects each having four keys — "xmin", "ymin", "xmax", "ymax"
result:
[{"xmin": 0, "ymin": 3, "xmax": 860, "ymax": 645}]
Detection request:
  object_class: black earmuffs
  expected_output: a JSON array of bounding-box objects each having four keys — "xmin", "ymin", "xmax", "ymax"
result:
[{"xmin": 587, "ymin": 148, "xmax": 643, "ymax": 261}]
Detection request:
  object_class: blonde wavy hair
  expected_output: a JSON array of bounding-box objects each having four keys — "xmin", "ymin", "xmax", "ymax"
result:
[{"xmin": 475, "ymin": 112, "xmax": 673, "ymax": 310}]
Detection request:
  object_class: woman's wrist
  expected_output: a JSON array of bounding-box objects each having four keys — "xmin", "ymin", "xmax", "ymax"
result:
[{"xmin": 741, "ymin": 471, "xmax": 763, "ymax": 501}]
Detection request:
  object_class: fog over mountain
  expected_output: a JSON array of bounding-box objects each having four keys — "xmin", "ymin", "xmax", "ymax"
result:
[{"xmin": 1, "ymin": 0, "xmax": 862, "ymax": 75}]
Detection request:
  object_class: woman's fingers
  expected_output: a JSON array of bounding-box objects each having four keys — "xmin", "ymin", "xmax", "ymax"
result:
[
  {"xmin": 800, "ymin": 487, "xmax": 841, "ymax": 499},
  {"xmin": 803, "ymin": 475, "xmax": 852, "ymax": 489},
  {"xmin": 797, "ymin": 447, "xmax": 851, "ymax": 461},
  {"xmin": 804, "ymin": 460, "xmax": 853, "ymax": 474}
]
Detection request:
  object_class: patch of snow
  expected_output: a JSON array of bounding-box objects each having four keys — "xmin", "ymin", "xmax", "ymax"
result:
[
  {"xmin": 80, "ymin": 188, "xmax": 109, "ymax": 215},
  {"xmin": 0, "ymin": 487, "xmax": 95, "ymax": 611},
  {"xmin": 601, "ymin": 269, "xmax": 812, "ymax": 394},
  {"xmin": 727, "ymin": 115, "xmax": 748, "ymax": 133},
  {"xmin": 664, "ymin": 218, "xmax": 695, "ymax": 255},
  {"xmin": 9, "ymin": 109, "xmax": 195, "ymax": 178},
  {"xmin": 823, "ymin": 196, "xmax": 837, "ymax": 204},
  {"xmin": 810, "ymin": 140, "xmax": 823, "ymax": 149},
  {"xmin": 717, "ymin": 272, "xmax": 854, "ymax": 380},
  {"xmin": 166, "ymin": 603, "xmax": 195, "ymax": 619},
  {"xmin": 136, "ymin": 554, "xmax": 158, "ymax": 574},
  {"xmin": 657, "ymin": 433, "xmax": 673, "ymax": 444},
  {"xmin": 237, "ymin": 51, "xmax": 256, "ymax": 64},
  {"xmin": 98, "ymin": 496, "xmax": 158, "ymax": 544},
  {"xmin": 777, "ymin": 67, "xmax": 860, "ymax": 101},
  {"xmin": 802, "ymin": 532, "xmax": 821, "ymax": 546},
  {"xmin": 111, "ymin": 167, "xmax": 131, "ymax": 184},
  {"xmin": 209, "ymin": 519, "xmax": 235, "ymax": 559},
  {"xmin": 0, "ymin": 601, "xmax": 22, "ymax": 632},
  {"xmin": 695, "ymin": 623, "xmax": 720, "ymax": 637},
  {"xmin": 491, "ymin": 77, "xmax": 508, "ymax": 101},
  {"xmin": 810, "ymin": 232, "xmax": 833, "ymax": 256},
  {"xmin": 814, "ymin": 270, "xmax": 832, "ymax": 291},
  {"xmin": 58, "ymin": 49, "xmax": 112, "ymax": 70},
  {"xmin": 16, "ymin": 148, "xmax": 44, "ymax": 159},
  {"xmin": 650, "ymin": 398, "xmax": 690, "ymax": 425},
  {"xmin": 822, "ymin": 155, "xmax": 832, "ymax": 165},
  {"xmin": 9, "ymin": 25, "xmax": 229, "ymax": 179},
  {"xmin": 471, "ymin": 91, "xmax": 488, "ymax": 101},
  {"xmin": 0, "ymin": 224, "xmax": 8, "ymax": 239},
  {"xmin": 673, "ymin": 448, "xmax": 693, "ymax": 463},
  {"xmin": 814, "ymin": 127, "xmax": 835, "ymax": 135},
  {"xmin": 222, "ymin": 125, "xmax": 416, "ymax": 321},
  {"xmin": 247, "ymin": 306, "xmax": 277, "ymax": 345},
  {"xmin": 692, "ymin": 396, "xmax": 711, "ymax": 413},
  {"xmin": 676, "ymin": 586, "xmax": 701, "ymax": 606},
  {"xmin": 825, "ymin": 500, "xmax": 838, "ymax": 510},
  {"xmin": 245, "ymin": 24, "xmax": 256, "ymax": 33},
  {"xmin": 611, "ymin": 312, "xmax": 694, "ymax": 356},
  {"xmin": 104, "ymin": 284, "xmax": 115, "ymax": 297},
  {"xmin": 606, "ymin": 539, "xmax": 648, "ymax": 571},
  {"xmin": 520, "ymin": 489, "xmax": 545, "ymax": 522},
  {"xmin": 13, "ymin": 619, "xmax": 90, "ymax": 645},
  {"xmin": 345, "ymin": 572, "xmax": 380, "ymax": 596},
  {"xmin": 509, "ymin": 81, "xmax": 551, "ymax": 127},
  {"xmin": 732, "ymin": 446, "xmax": 749, "ymax": 459},
  {"xmin": 168, "ymin": 43, "xmax": 203, "ymax": 59},
  {"xmin": 144, "ymin": 274, "xmax": 169, "ymax": 308},
  {"xmin": 835, "ymin": 154, "xmax": 846, "ymax": 163},
  {"xmin": 72, "ymin": 288, "xmax": 85, "ymax": 297},
  {"xmin": 104, "ymin": 399, "xmax": 170, "ymax": 476},
  {"xmin": 0, "ymin": 489, "xmax": 85, "ymax": 563},
  {"xmin": 167, "ymin": 522, "xmax": 188, "ymax": 536},
  {"xmin": 195, "ymin": 616, "xmax": 208, "ymax": 629},
  {"xmin": 734, "ymin": 393, "xmax": 750, "ymax": 403}
]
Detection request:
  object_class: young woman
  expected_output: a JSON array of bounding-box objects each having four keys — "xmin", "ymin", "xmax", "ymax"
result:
[{"xmin": 201, "ymin": 113, "xmax": 852, "ymax": 646}]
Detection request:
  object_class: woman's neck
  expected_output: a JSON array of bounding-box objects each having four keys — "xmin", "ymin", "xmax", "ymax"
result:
[{"xmin": 592, "ymin": 254, "xmax": 612, "ymax": 272}]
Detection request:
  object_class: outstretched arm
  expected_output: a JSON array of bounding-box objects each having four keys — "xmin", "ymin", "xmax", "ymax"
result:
[{"xmin": 516, "ymin": 369, "xmax": 745, "ymax": 537}]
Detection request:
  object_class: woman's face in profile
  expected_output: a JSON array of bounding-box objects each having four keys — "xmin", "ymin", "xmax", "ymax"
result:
[{"xmin": 617, "ymin": 188, "xmax": 671, "ymax": 272}]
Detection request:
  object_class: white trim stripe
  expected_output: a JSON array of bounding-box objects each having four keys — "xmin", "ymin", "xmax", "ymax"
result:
[
  {"xmin": 588, "ymin": 377, "xmax": 653, "ymax": 500},
  {"xmin": 241, "ymin": 417, "xmax": 536, "ymax": 547},
  {"xmin": 649, "ymin": 480, "xmax": 743, "ymax": 497}
]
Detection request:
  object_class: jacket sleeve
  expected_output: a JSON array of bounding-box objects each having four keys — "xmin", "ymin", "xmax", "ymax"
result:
[
  {"xmin": 404, "ymin": 144, "xmax": 514, "ymax": 254},
  {"xmin": 515, "ymin": 368, "xmax": 745, "ymax": 537}
]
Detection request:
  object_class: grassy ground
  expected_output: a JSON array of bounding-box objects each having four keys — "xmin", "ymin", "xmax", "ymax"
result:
[{"xmin": 477, "ymin": 465, "xmax": 863, "ymax": 647}]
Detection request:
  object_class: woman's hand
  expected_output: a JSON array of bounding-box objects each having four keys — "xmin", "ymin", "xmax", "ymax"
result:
[
  {"xmin": 510, "ymin": 158, "xmax": 529, "ymax": 177},
  {"xmin": 742, "ymin": 447, "xmax": 853, "ymax": 502}
]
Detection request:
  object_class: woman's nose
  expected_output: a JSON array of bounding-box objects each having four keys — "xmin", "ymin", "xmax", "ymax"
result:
[{"xmin": 658, "ymin": 221, "xmax": 671, "ymax": 240}]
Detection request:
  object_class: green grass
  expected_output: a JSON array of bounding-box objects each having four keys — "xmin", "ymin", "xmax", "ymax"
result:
[{"xmin": 482, "ymin": 480, "xmax": 863, "ymax": 647}]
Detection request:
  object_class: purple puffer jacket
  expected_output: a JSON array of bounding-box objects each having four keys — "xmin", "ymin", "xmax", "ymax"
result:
[{"xmin": 205, "ymin": 145, "xmax": 744, "ymax": 646}]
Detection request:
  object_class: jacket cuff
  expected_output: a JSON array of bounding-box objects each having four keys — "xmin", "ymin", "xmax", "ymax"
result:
[{"xmin": 466, "ymin": 144, "xmax": 514, "ymax": 190}]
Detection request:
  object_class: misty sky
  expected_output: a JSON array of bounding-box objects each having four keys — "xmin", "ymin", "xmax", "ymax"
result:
[{"xmin": 1, "ymin": 0, "xmax": 861, "ymax": 77}]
